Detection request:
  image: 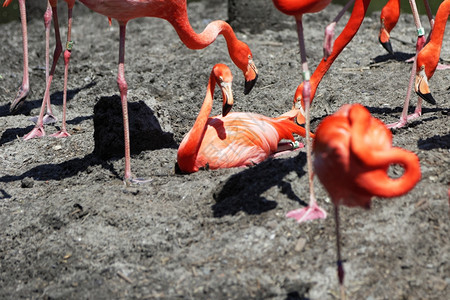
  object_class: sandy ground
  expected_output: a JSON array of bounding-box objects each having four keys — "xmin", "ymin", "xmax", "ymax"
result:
[{"xmin": 1, "ymin": 1, "xmax": 449, "ymax": 299}]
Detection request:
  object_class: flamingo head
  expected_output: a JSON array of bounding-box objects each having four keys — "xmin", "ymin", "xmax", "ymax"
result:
[
  {"xmin": 378, "ymin": 19, "xmax": 394, "ymax": 55},
  {"xmin": 291, "ymin": 83, "xmax": 307, "ymax": 125},
  {"xmin": 229, "ymin": 40, "xmax": 258, "ymax": 95},
  {"xmin": 414, "ymin": 65, "xmax": 436, "ymax": 105},
  {"xmin": 213, "ymin": 64, "xmax": 234, "ymax": 117}
]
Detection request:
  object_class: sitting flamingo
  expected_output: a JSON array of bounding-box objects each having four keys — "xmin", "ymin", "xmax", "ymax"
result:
[
  {"xmin": 289, "ymin": 104, "xmax": 421, "ymax": 298},
  {"xmin": 177, "ymin": 64, "xmax": 311, "ymax": 173}
]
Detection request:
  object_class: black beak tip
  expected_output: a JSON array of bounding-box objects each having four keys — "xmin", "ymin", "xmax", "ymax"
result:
[
  {"xmin": 222, "ymin": 102, "xmax": 232, "ymax": 117},
  {"xmin": 244, "ymin": 73, "xmax": 258, "ymax": 95},
  {"xmin": 10, "ymin": 96, "xmax": 27, "ymax": 113},
  {"xmin": 379, "ymin": 38, "xmax": 394, "ymax": 56},
  {"xmin": 417, "ymin": 92, "xmax": 436, "ymax": 105}
]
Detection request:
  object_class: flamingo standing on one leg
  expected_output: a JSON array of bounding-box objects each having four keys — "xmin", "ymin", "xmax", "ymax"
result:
[
  {"xmin": 76, "ymin": 0, "xmax": 258, "ymax": 183},
  {"xmin": 177, "ymin": 64, "xmax": 310, "ymax": 174},
  {"xmin": 273, "ymin": 0, "xmax": 371, "ymax": 223},
  {"xmin": 414, "ymin": 0, "xmax": 450, "ymax": 106},
  {"xmin": 289, "ymin": 103, "xmax": 421, "ymax": 298}
]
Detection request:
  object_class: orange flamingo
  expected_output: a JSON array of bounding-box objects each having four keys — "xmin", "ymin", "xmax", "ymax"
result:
[
  {"xmin": 386, "ymin": 0, "xmax": 450, "ymax": 128},
  {"xmin": 178, "ymin": 64, "xmax": 310, "ymax": 173},
  {"xmin": 273, "ymin": 0, "xmax": 371, "ymax": 222},
  {"xmin": 414, "ymin": 0, "xmax": 450, "ymax": 107},
  {"xmin": 4, "ymin": 0, "xmax": 75, "ymax": 137},
  {"xmin": 290, "ymin": 103, "xmax": 421, "ymax": 298}
]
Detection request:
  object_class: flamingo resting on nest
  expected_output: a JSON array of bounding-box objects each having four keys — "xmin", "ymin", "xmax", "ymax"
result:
[{"xmin": 177, "ymin": 63, "xmax": 312, "ymax": 173}]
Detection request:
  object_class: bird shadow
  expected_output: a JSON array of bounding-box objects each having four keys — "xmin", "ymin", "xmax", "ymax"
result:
[
  {"xmin": 211, "ymin": 151, "xmax": 308, "ymax": 218},
  {"xmin": 418, "ymin": 133, "xmax": 450, "ymax": 150},
  {"xmin": 0, "ymin": 96, "xmax": 178, "ymax": 183},
  {"xmin": 372, "ymin": 51, "xmax": 415, "ymax": 64},
  {"xmin": 1, "ymin": 81, "xmax": 97, "ymax": 118},
  {"xmin": 0, "ymin": 153, "xmax": 119, "ymax": 183},
  {"xmin": 364, "ymin": 104, "xmax": 446, "ymax": 126}
]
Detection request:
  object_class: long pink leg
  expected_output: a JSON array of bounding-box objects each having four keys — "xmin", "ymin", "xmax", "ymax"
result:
[
  {"xmin": 323, "ymin": 0, "xmax": 356, "ymax": 60},
  {"xmin": 387, "ymin": 0, "xmax": 427, "ymax": 129},
  {"xmin": 116, "ymin": 23, "xmax": 150, "ymax": 184},
  {"xmin": 286, "ymin": 15, "xmax": 327, "ymax": 223},
  {"xmin": 52, "ymin": 3, "xmax": 75, "ymax": 138},
  {"xmin": 9, "ymin": 0, "xmax": 29, "ymax": 113},
  {"xmin": 24, "ymin": 3, "xmax": 63, "ymax": 140}
]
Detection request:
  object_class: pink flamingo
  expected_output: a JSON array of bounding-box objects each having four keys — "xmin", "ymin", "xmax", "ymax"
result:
[
  {"xmin": 290, "ymin": 103, "xmax": 421, "ymax": 298},
  {"xmin": 177, "ymin": 64, "xmax": 310, "ymax": 173},
  {"xmin": 74, "ymin": 0, "xmax": 258, "ymax": 182}
]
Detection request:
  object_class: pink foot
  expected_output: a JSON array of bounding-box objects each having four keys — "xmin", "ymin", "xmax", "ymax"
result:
[
  {"xmin": 386, "ymin": 117, "xmax": 407, "ymax": 129},
  {"xmin": 323, "ymin": 22, "xmax": 336, "ymax": 60},
  {"xmin": 126, "ymin": 177, "xmax": 152, "ymax": 185},
  {"xmin": 29, "ymin": 114, "xmax": 57, "ymax": 125},
  {"xmin": 286, "ymin": 202, "xmax": 327, "ymax": 223},
  {"xmin": 23, "ymin": 127, "xmax": 45, "ymax": 140},
  {"xmin": 436, "ymin": 63, "xmax": 450, "ymax": 70},
  {"xmin": 51, "ymin": 130, "xmax": 71, "ymax": 138},
  {"xmin": 272, "ymin": 141, "xmax": 304, "ymax": 158},
  {"xmin": 406, "ymin": 112, "xmax": 421, "ymax": 121}
]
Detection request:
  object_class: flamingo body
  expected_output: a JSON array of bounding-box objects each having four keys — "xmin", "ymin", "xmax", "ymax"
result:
[
  {"xmin": 177, "ymin": 64, "xmax": 308, "ymax": 174},
  {"xmin": 272, "ymin": 0, "xmax": 331, "ymax": 16},
  {"xmin": 313, "ymin": 104, "xmax": 421, "ymax": 208},
  {"xmin": 179, "ymin": 112, "xmax": 306, "ymax": 173}
]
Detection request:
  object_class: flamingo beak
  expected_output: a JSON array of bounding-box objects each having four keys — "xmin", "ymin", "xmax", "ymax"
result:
[
  {"xmin": 221, "ymin": 82, "xmax": 233, "ymax": 116},
  {"xmin": 244, "ymin": 58, "xmax": 258, "ymax": 95},
  {"xmin": 415, "ymin": 70, "xmax": 436, "ymax": 105},
  {"xmin": 379, "ymin": 28, "xmax": 394, "ymax": 55}
]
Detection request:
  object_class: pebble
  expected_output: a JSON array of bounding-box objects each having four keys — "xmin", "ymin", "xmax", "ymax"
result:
[{"xmin": 21, "ymin": 177, "xmax": 34, "ymax": 188}]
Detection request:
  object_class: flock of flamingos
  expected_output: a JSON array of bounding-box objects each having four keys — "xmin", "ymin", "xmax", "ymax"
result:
[{"xmin": 3, "ymin": 0, "xmax": 449, "ymax": 298}]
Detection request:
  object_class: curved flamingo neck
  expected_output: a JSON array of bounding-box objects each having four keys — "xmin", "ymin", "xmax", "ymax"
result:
[
  {"xmin": 348, "ymin": 105, "xmax": 421, "ymax": 197},
  {"xmin": 168, "ymin": 12, "xmax": 236, "ymax": 51},
  {"xmin": 309, "ymin": 0, "xmax": 370, "ymax": 100},
  {"xmin": 380, "ymin": 0, "xmax": 400, "ymax": 32},
  {"xmin": 179, "ymin": 72, "xmax": 216, "ymax": 170}
]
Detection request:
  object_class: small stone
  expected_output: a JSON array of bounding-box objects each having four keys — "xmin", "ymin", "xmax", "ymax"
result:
[
  {"xmin": 21, "ymin": 177, "xmax": 34, "ymax": 188},
  {"xmin": 53, "ymin": 144, "xmax": 62, "ymax": 151},
  {"xmin": 295, "ymin": 238, "xmax": 306, "ymax": 252}
]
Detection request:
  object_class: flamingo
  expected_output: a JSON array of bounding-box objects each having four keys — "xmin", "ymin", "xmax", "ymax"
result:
[
  {"xmin": 272, "ymin": 0, "xmax": 371, "ymax": 223},
  {"xmin": 290, "ymin": 103, "xmax": 421, "ymax": 298},
  {"xmin": 177, "ymin": 64, "xmax": 310, "ymax": 173},
  {"xmin": 386, "ymin": 0, "xmax": 450, "ymax": 128},
  {"xmin": 414, "ymin": 0, "xmax": 450, "ymax": 107}
]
